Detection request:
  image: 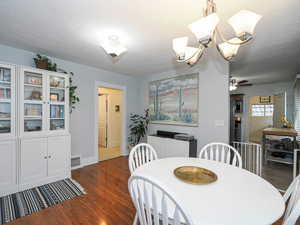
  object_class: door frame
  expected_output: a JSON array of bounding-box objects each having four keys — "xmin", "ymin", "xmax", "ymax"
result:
[
  {"xmin": 94, "ymin": 81, "xmax": 127, "ymax": 162},
  {"xmin": 98, "ymin": 93, "xmax": 108, "ymax": 148}
]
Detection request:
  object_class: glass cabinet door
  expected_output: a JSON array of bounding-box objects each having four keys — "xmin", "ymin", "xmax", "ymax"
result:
[
  {"xmin": 23, "ymin": 71, "xmax": 44, "ymax": 132},
  {"xmin": 49, "ymin": 75, "xmax": 66, "ymax": 131},
  {"xmin": 0, "ymin": 67, "xmax": 12, "ymax": 134}
]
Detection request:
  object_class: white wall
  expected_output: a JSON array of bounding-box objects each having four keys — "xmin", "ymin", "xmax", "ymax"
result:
[
  {"xmin": 232, "ymin": 81, "xmax": 294, "ymax": 141},
  {"xmin": 138, "ymin": 49, "xmax": 230, "ymax": 152},
  {"xmin": 0, "ymin": 44, "xmax": 140, "ymax": 164}
]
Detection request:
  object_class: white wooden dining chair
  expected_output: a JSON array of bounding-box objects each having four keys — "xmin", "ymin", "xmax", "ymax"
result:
[
  {"xmin": 232, "ymin": 142, "xmax": 262, "ymax": 176},
  {"xmin": 281, "ymin": 175, "xmax": 300, "ymax": 225},
  {"xmin": 129, "ymin": 143, "xmax": 158, "ymax": 225},
  {"xmin": 128, "ymin": 175, "xmax": 195, "ymax": 225},
  {"xmin": 199, "ymin": 142, "xmax": 242, "ymax": 168},
  {"xmin": 129, "ymin": 143, "xmax": 158, "ymax": 174}
]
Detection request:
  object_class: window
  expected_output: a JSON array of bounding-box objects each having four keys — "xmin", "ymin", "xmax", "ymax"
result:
[{"xmin": 251, "ymin": 104, "xmax": 274, "ymax": 117}]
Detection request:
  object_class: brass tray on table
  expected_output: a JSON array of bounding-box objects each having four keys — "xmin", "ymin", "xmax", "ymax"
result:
[{"xmin": 174, "ymin": 166, "xmax": 217, "ymax": 185}]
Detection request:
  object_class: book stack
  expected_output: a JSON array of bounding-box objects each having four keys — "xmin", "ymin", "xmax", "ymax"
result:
[
  {"xmin": 0, "ymin": 68, "xmax": 11, "ymax": 82},
  {"xmin": 50, "ymin": 105, "xmax": 64, "ymax": 118},
  {"xmin": 0, "ymin": 88, "xmax": 11, "ymax": 99}
]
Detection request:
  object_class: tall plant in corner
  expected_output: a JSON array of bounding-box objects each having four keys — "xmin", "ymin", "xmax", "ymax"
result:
[
  {"xmin": 128, "ymin": 109, "xmax": 150, "ymax": 148},
  {"xmin": 67, "ymin": 72, "xmax": 80, "ymax": 113}
]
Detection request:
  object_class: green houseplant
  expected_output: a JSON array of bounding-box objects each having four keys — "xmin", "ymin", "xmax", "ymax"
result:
[
  {"xmin": 33, "ymin": 54, "xmax": 57, "ymax": 71},
  {"xmin": 128, "ymin": 109, "xmax": 150, "ymax": 148},
  {"xmin": 66, "ymin": 72, "xmax": 80, "ymax": 113}
]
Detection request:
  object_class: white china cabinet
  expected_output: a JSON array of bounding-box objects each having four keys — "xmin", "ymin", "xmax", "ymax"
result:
[
  {"xmin": 0, "ymin": 62, "xmax": 71, "ymax": 196},
  {"xmin": 0, "ymin": 63, "xmax": 17, "ymax": 196}
]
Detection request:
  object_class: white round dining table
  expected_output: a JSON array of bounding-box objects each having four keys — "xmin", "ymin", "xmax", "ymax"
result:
[{"xmin": 132, "ymin": 157, "xmax": 285, "ymax": 225}]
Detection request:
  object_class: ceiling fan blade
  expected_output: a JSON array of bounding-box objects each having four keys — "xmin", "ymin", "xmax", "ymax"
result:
[
  {"xmin": 237, "ymin": 80, "xmax": 249, "ymax": 84},
  {"xmin": 238, "ymin": 83, "xmax": 252, "ymax": 87}
]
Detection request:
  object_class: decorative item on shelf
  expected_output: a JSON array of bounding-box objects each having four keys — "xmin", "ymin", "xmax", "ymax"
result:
[
  {"xmin": 30, "ymin": 91, "xmax": 42, "ymax": 100},
  {"xmin": 128, "ymin": 109, "xmax": 150, "ymax": 148},
  {"xmin": 174, "ymin": 166, "xmax": 218, "ymax": 185},
  {"xmin": 50, "ymin": 78, "xmax": 61, "ymax": 88},
  {"xmin": 172, "ymin": 0, "xmax": 262, "ymax": 65},
  {"xmin": 33, "ymin": 54, "xmax": 57, "ymax": 71},
  {"xmin": 50, "ymin": 93, "xmax": 59, "ymax": 101},
  {"xmin": 280, "ymin": 115, "xmax": 293, "ymax": 129},
  {"xmin": 24, "ymin": 72, "xmax": 43, "ymax": 86}
]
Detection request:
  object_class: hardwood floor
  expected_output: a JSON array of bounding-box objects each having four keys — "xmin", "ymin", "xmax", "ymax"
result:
[
  {"xmin": 99, "ymin": 146, "xmax": 121, "ymax": 161},
  {"xmin": 9, "ymin": 156, "xmax": 135, "ymax": 225},
  {"xmin": 6, "ymin": 156, "xmax": 299, "ymax": 225}
]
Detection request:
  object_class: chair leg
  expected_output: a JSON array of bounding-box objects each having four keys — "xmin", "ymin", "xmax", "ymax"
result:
[{"xmin": 133, "ymin": 213, "xmax": 138, "ymax": 225}]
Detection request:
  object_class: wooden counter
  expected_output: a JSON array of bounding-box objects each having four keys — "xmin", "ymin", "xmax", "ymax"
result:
[{"xmin": 262, "ymin": 128, "xmax": 298, "ymax": 137}]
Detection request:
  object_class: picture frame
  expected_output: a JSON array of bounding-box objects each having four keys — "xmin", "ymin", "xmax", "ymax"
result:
[
  {"xmin": 260, "ymin": 96, "xmax": 271, "ymax": 103},
  {"xmin": 149, "ymin": 73, "xmax": 199, "ymax": 126}
]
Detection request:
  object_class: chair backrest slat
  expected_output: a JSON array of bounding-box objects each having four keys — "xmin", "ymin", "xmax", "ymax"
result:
[
  {"xmin": 282, "ymin": 175, "xmax": 300, "ymax": 225},
  {"xmin": 129, "ymin": 176, "xmax": 194, "ymax": 225},
  {"xmin": 129, "ymin": 143, "xmax": 158, "ymax": 174},
  {"xmin": 199, "ymin": 142, "xmax": 242, "ymax": 168},
  {"xmin": 232, "ymin": 142, "xmax": 262, "ymax": 176}
]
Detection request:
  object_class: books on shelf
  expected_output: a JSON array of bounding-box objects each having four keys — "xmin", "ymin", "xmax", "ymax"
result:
[
  {"xmin": 24, "ymin": 104, "xmax": 42, "ymax": 116},
  {"xmin": 50, "ymin": 105, "xmax": 64, "ymax": 118},
  {"xmin": 0, "ymin": 87, "xmax": 11, "ymax": 99},
  {"xmin": 0, "ymin": 68, "xmax": 11, "ymax": 82}
]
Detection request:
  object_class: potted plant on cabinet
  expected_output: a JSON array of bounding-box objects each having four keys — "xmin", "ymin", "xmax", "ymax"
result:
[
  {"xmin": 128, "ymin": 109, "xmax": 150, "ymax": 150},
  {"xmin": 33, "ymin": 54, "xmax": 57, "ymax": 71}
]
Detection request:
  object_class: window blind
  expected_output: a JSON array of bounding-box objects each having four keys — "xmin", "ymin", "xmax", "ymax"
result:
[{"xmin": 294, "ymin": 79, "xmax": 300, "ymax": 140}]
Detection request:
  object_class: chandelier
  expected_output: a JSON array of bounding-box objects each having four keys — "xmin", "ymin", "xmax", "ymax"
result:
[{"xmin": 172, "ymin": 0, "xmax": 262, "ymax": 65}]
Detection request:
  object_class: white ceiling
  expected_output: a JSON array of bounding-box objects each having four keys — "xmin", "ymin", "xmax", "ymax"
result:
[{"xmin": 0, "ymin": 0, "xmax": 299, "ymax": 82}]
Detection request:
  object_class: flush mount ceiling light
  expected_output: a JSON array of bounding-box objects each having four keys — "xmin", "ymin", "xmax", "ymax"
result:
[
  {"xmin": 101, "ymin": 35, "xmax": 127, "ymax": 58},
  {"xmin": 172, "ymin": 0, "xmax": 262, "ymax": 65}
]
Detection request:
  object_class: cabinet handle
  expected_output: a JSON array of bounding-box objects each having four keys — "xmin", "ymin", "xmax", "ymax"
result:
[
  {"xmin": 48, "ymin": 155, "xmax": 51, "ymax": 158},
  {"xmin": 44, "ymin": 156, "xmax": 47, "ymax": 159}
]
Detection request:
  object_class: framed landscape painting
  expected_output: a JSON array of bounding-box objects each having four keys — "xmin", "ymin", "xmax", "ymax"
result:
[{"xmin": 149, "ymin": 73, "xmax": 199, "ymax": 126}]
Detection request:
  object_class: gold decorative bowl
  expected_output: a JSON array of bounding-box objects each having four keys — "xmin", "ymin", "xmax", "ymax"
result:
[{"xmin": 174, "ymin": 166, "xmax": 217, "ymax": 185}]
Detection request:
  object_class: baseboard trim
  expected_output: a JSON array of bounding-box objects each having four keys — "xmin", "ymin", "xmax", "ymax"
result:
[
  {"xmin": 80, "ymin": 156, "xmax": 98, "ymax": 167},
  {"xmin": 71, "ymin": 165, "xmax": 83, "ymax": 170}
]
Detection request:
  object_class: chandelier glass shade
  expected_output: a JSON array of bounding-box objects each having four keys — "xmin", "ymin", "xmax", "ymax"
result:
[{"xmin": 172, "ymin": 0, "xmax": 262, "ymax": 65}]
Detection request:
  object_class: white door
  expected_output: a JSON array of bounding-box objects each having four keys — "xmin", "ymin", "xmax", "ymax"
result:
[
  {"xmin": 20, "ymin": 138, "xmax": 47, "ymax": 184},
  {"xmin": 99, "ymin": 94, "xmax": 107, "ymax": 147},
  {"xmin": 107, "ymin": 93, "xmax": 122, "ymax": 148},
  {"xmin": 0, "ymin": 141, "xmax": 17, "ymax": 196},
  {"xmin": 47, "ymin": 136, "xmax": 69, "ymax": 177}
]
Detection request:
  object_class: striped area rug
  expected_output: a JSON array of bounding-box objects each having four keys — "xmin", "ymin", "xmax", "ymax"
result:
[{"xmin": 0, "ymin": 178, "xmax": 85, "ymax": 224}]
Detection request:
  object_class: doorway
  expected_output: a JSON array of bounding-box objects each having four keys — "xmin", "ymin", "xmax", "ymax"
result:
[
  {"xmin": 98, "ymin": 87, "xmax": 123, "ymax": 161},
  {"xmin": 247, "ymin": 94, "xmax": 293, "ymax": 190}
]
